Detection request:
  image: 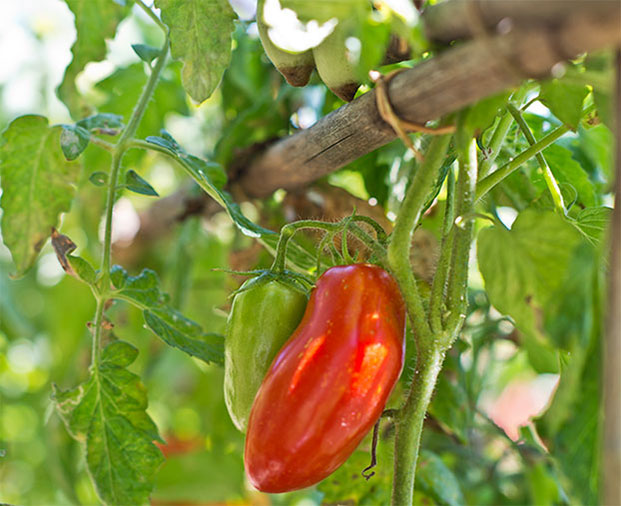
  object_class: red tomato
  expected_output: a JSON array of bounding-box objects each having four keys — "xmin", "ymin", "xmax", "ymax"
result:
[{"xmin": 244, "ymin": 264, "xmax": 406, "ymax": 493}]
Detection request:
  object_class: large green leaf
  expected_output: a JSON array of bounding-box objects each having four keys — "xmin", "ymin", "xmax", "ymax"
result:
[
  {"xmin": 155, "ymin": 0, "xmax": 237, "ymax": 103},
  {"xmin": 477, "ymin": 209, "xmax": 582, "ymax": 371},
  {"xmin": 110, "ymin": 265, "xmax": 225, "ymax": 365},
  {"xmin": 538, "ymin": 79, "xmax": 588, "ymax": 130},
  {"xmin": 58, "ymin": 0, "xmax": 131, "ymax": 118},
  {"xmin": 0, "ymin": 115, "xmax": 81, "ymax": 276},
  {"xmin": 53, "ymin": 340, "xmax": 164, "ymax": 505}
]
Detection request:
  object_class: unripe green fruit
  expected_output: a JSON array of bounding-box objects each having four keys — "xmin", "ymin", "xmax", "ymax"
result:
[
  {"xmin": 312, "ymin": 22, "xmax": 359, "ymax": 102},
  {"xmin": 257, "ymin": 0, "xmax": 315, "ymax": 87},
  {"xmin": 224, "ymin": 278, "xmax": 308, "ymax": 432}
]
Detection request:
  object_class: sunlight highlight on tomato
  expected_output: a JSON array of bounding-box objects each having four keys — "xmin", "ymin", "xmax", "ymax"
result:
[{"xmin": 244, "ymin": 264, "xmax": 406, "ymax": 493}]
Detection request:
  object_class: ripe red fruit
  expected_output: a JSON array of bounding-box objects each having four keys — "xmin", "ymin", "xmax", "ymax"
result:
[{"xmin": 244, "ymin": 264, "xmax": 406, "ymax": 493}]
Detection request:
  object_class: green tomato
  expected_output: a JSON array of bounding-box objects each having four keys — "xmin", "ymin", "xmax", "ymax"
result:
[{"xmin": 224, "ymin": 278, "xmax": 308, "ymax": 432}]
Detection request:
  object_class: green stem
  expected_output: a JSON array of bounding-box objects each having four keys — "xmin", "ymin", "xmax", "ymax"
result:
[
  {"xmin": 391, "ymin": 346, "xmax": 445, "ymax": 506},
  {"xmin": 475, "ymin": 123, "xmax": 568, "ymax": 201},
  {"xmin": 91, "ymin": 295, "xmax": 106, "ymax": 369},
  {"xmin": 507, "ymin": 103, "xmax": 565, "ymax": 213},
  {"xmin": 446, "ymin": 135, "xmax": 478, "ymax": 328},
  {"xmin": 387, "ymin": 132, "xmax": 452, "ymax": 348},
  {"xmin": 93, "ymin": 37, "xmax": 169, "ymax": 366},
  {"xmin": 134, "ymin": 0, "xmax": 168, "ymax": 33},
  {"xmin": 479, "ymin": 86, "xmax": 529, "ymax": 178},
  {"xmin": 429, "ymin": 166, "xmax": 456, "ymax": 334}
]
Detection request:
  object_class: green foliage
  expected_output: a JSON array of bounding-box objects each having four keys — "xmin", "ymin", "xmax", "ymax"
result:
[
  {"xmin": 0, "ymin": 2, "xmax": 614, "ymax": 505},
  {"xmin": 53, "ymin": 340, "xmax": 164, "ymax": 505},
  {"xmin": 155, "ymin": 0, "xmax": 237, "ymax": 103},
  {"xmin": 0, "ymin": 116, "xmax": 81, "ymax": 276},
  {"xmin": 58, "ymin": 0, "xmax": 131, "ymax": 118},
  {"xmin": 110, "ymin": 265, "xmax": 225, "ymax": 365}
]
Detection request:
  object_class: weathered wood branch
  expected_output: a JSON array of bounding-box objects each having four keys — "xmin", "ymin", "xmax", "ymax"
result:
[{"xmin": 237, "ymin": 0, "xmax": 620, "ymax": 198}]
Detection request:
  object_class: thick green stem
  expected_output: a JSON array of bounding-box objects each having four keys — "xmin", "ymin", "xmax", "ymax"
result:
[
  {"xmin": 90, "ymin": 295, "xmax": 106, "ymax": 369},
  {"xmin": 391, "ymin": 346, "xmax": 445, "ymax": 506},
  {"xmin": 446, "ymin": 137, "xmax": 478, "ymax": 324},
  {"xmin": 507, "ymin": 103, "xmax": 565, "ymax": 213},
  {"xmin": 429, "ymin": 166, "xmax": 456, "ymax": 334},
  {"xmin": 387, "ymin": 133, "xmax": 452, "ymax": 347},
  {"xmin": 479, "ymin": 87, "xmax": 529, "ymax": 178}
]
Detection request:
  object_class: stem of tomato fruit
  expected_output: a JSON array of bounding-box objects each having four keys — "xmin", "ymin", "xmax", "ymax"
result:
[
  {"xmin": 391, "ymin": 117, "xmax": 476, "ymax": 505},
  {"xmin": 387, "ymin": 132, "xmax": 452, "ymax": 348}
]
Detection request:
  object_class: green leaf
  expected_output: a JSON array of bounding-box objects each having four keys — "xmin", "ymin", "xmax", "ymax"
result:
[
  {"xmin": 0, "ymin": 115, "xmax": 81, "ymax": 276},
  {"xmin": 145, "ymin": 133, "xmax": 268, "ymax": 239},
  {"xmin": 579, "ymin": 123, "xmax": 613, "ymax": 180},
  {"xmin": 132, "ymin": 43, "xmax": 162, "ymax": 64},
  {"xmin": 464, "ymin": 92, "xmax": 510, "ymax": 137},
  {"xmin": 110, "ymin": 265, "xmax": 225, "ymax": 365},
  {"xmin": 155, "ymin": 0, "xmax": 237, "ymax": 103},
  {"xmin": 417, "ymin": 450, "xmax": 465, "ymax": 506},
  {"xmin": 53, "ymin": 340, "xmax": 164, "ymax": 505},
  {"xmin": 542, "ymin": 144, "xmax": 596, "ymax": 208},
  {"xmin": 477, "ymin": 209, "xmax": 583, "ymax": 371},
  {"xmin": 60, "ymin": 125, "xmax": 90, "ymax": 160},
  {"xmin": 58, "ymin": 0, "xmax": 131, "ymax": 118},
  {"xmin": 571, "ymin": 207, "xmax": 612, "ymax": 246},
  {"xmin": 428, "ymin": 372, "xmax": 469, "ymax": 443},
  {"xmin": 77, "ymin": 112, "xmax": 124, "ymax": 134},
  {"xmin": 67, "ymin": 255, "xmax": 97, "ymax": 285},
  {"xmin": 124, "ymin": 169, "xmax": 159, "ymax": 196},
  {"xmin": 539, "ymin": 79, "xmax": 588, "ymax": 130}
]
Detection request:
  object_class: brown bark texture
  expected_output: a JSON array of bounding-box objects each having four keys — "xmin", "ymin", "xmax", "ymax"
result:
[{"xmin": 236, "ymin": 0, "xmax": 621, "ymax": 197}]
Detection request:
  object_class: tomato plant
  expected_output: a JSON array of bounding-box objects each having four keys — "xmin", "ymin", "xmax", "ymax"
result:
[
  {"xmin": 245, "ymin": 264, "xmax": 406, "ymax": 493},
  {"xmin": 224, "ymin": 275, "xmax": 308, "ymax": 432}
]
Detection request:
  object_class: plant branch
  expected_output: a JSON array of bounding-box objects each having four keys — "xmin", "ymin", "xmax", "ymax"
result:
[
  {"xmin": 133, "ymin": 0, "xmax": 168, "ymax": 33},
  {"xmin": 479, "ymin": 86, "xmax": 530, "ymax": 178},
  {"xmin": 391, "ymin": 346, "xmax": 445, "ymax": 506},
  {"xmin": 445, "ymin": 131, "xmax": 478, "ymax": 340},
  {"xmin": 387, "ymin": 132, "xmax": 452, "ymax": 348},
  {"xmin": 507, "ymin": 103, "xmax": 565, "ymax": 213},
  {"xmin": 475, "ymin": 123, "xmax": 569, "ymax": 201}
]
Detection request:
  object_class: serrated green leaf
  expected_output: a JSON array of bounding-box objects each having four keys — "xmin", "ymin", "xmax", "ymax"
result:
[
  {"xmin": 477, "ymin": 209, "xmax": 583, "ymax": 371},
  {"xmin": 571, "ymin": 207, "xmax": 612, "ymax": 245},
  {"xmin": 132, "ymin": 43, "xmax": 161, "ymax": 64},
  {"xmin": 417, "ymin": 450, "xmax": 464, "ymax": 506},
  {"xmin": 0, "ymin": 115, "xmax": 81, "ymax": 276},
  {"xmin": 60, "ymin": 124, "xmax": 90, "ymax": 160},
  {"xmin": 89, "ymin": 171, "xmax": 108, "ymax": 186},
  {"xmin": 155, "ymin": 0, "xmax": 237, "ymax": 103},
  {"xmin": 53, "ymin": 340, "xmax": 164, "ymax": 505},
  {"xmin": 110, "ymin": 265, "xmax": 225, "ymax": 365},
  {"xmin": 543, "ymin": 144, "xmax": 596, "ymax": 208},
  {"xmin": 58, "ymin": 0, "xmax": 131, "ymax": 118},
  {"xmin": 67, "ymin": 255, "xmax": 97, "ymax": 284},
  {"xmin": 76, "ymin": 112, "xmax": 124, "ymax": 133},
  {"xmin": 539, "ymin": 79, "xmax": 588, "ymax": 130},
  {"xmin": 124, "ymin": 169, "xmax": 159, "ymax": 196}
]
